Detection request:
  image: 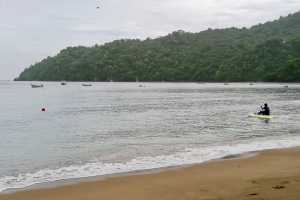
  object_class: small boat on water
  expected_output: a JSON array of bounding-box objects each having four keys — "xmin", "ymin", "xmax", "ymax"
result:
[
  {"xmin": 31, "ymin": 84, "xmax": 43, "ymax": 88},
  {"xmin": 61, "ymin": 80, "xmax": 67, "ymax": 85},
  {"xmin": 82, "ymin": 84, "xmax": 92, "ymax": 86},
  {"xmin": 249, "ymin": 113, "xmax": 276, "ymax": 119}
]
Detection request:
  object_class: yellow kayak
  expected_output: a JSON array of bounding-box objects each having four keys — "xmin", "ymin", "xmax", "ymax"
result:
[{"xmin": 249, "ymin": 113, "xmax": 276, "ymax": 119}]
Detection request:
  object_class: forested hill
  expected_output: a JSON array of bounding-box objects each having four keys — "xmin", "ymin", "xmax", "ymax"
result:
[{"xmin": 17, "ymin": 11, "xmax": 300, "ymax": 82}]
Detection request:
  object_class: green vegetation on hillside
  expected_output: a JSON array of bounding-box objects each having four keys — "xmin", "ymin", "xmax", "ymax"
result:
[{"xmin": 17, "ymin": 11, "xmax": 300, "ymax": 82}]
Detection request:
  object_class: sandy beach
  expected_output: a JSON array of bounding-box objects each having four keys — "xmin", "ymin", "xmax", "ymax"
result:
[{"xmin": 1, "ymin": 147, "xmax": 300, "ymax": 200}]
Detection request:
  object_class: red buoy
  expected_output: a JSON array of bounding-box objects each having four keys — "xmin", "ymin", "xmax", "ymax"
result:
[{"xmin": 42, "ymin": 108, "xmax": 45, "ymax": 111}]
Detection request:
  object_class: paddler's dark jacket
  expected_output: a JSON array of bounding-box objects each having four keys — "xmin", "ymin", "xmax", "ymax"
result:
[{"xmin": 263, "ymin": 105, "xmax": 270, "ymax": 115}]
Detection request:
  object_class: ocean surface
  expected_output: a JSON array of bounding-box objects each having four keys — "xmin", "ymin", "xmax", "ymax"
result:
[{"xmin": 1, "ymin": 81, "xmax": 300, "ymax": 193}]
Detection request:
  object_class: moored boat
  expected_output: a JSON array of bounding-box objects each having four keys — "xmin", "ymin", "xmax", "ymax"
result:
[
  {"xmin": 31, "ymin": 84, "xmax": 43, "ymax": 88},
  {"xmin": 61, "ymin": 80, "xmax": 67, "ymax": 85},
  {"xmin": 82, "ymin": 84, "xmax": 92, "ymax": 86}
]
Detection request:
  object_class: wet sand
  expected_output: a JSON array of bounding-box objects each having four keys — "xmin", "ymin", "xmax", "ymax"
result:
[{"xmin": 1, "ymin": 147, "xmax": 300, "ymax": 200}]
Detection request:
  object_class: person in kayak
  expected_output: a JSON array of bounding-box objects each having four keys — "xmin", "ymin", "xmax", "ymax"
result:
[{"xmin": 257, "ymin": 103, "xmax": 270, "ymax": 115}]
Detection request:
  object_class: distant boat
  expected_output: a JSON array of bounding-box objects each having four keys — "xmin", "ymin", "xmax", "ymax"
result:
[
  {"xmin": 82, "ymin": 84, "xmax": 92, "ymax": 86},
  {"xmin": 61, "ymin": 80, "xmax": 67, "ymax": 85},
  {"xmin": 250, "ymin": 83, "xmax": 253, "ymax": 85},
  {"xmin": 284, "ymin": 85, "xmax": 288, "ymax": 88},
  {"xmin": 31, "ymin": 84, "xmax": 43, "ymax": 88}
]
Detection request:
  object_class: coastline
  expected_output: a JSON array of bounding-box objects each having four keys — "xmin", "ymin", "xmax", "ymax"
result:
[
  {"xmin": 1, "ymin": 147, "xmax": 300, "ymax": 200},
  {"xmin": 0, "ymin": 148, "xmax": 260, "ymax": 195}
]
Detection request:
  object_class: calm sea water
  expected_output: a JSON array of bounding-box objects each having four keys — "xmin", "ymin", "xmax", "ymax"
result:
[{"xmin": 1, "ymin": 81, "xmax": 300, "ymax": 192}]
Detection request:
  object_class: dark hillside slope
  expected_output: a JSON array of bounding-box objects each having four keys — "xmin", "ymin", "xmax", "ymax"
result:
[{"xmin": 17, "ymin": 11, "xmax": 300, "ymax": 82}]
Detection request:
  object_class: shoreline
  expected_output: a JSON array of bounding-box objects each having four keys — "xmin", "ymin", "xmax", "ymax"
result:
[
  {"xmin": 0, "ymin": 150, "xmax": 260, "ymax": 195},
  {"xmin": 2, "ymin": 147, "xmax": 300, "ymax": 199}
]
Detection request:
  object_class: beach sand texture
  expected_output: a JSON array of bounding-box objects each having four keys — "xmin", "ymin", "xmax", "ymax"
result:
[{"xmin": 1, "ymin": 147, "xmax": 300, "ymax": 200}]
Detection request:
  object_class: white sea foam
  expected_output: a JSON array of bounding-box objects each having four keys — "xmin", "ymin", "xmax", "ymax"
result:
[{"xmin": 1, "ymin": 136, "xmax": 300, "ymax": 193}]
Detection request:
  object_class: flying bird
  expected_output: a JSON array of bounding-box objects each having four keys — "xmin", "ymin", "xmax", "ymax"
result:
[{"xmin": 97, "ymin": 7, "xmax": 99, "ymax": 9}]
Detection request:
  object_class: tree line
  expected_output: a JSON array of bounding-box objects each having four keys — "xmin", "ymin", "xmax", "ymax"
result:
[{"xmin": 16, "ymin": 11, "xmax": 300, "ymax": 82}]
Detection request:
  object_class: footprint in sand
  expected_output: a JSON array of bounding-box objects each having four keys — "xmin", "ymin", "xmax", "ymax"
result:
[
  {"xmin": 272, "ymin": 185, "xmax": 285, "ymax": 189},
  {"xmin": 245, "ymin": 193, "xmax": 258, "ymax": 196},
  {"xmin": 280, "ymin": 181, "xmax": 290, "ymax": 184}
]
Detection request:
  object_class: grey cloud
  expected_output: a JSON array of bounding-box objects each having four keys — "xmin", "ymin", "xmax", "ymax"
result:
[{"xmin": 1, "ymin": 0, "xmax": 300, "ymax": 80}]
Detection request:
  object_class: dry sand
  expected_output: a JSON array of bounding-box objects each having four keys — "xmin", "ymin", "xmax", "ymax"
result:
[{"xmin": 1, "ymin": 147, "xmax": 300, "ymax": 200}]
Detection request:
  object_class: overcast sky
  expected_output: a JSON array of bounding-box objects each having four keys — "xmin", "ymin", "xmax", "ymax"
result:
[{"xmin": 0, "ymin": 0, "xmax": 299, "ymax": 80}]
